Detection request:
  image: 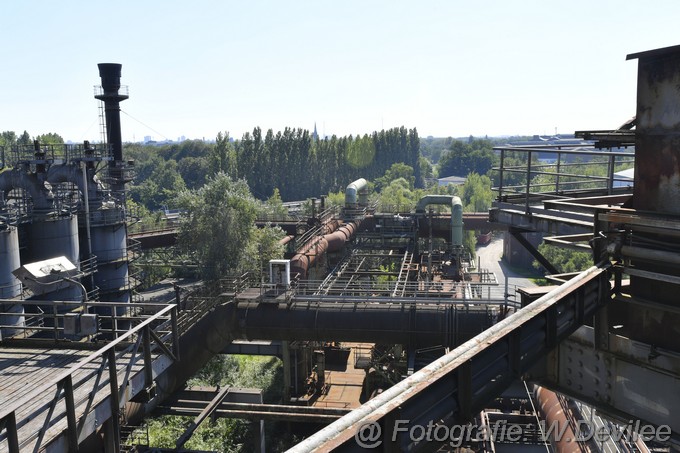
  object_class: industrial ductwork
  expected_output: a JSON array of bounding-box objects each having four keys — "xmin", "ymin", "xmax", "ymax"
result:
[
  {"xmin": 345, "ymin": 178, "xmax": 368, "ymax": 209},
  {"xmin": 46, "ymin": 164, "xmax": 104, "ymax": 204},
  {"xmin": 415, "ymin": 195, "xmax": 464, "ymax": 247},
  {"xmin": 233, "ymin": 300, "xmax": 497, "ymax": 348},
  {"xmin": 0, "ymin": 168, "xmax": 53, "ymax": 210}
]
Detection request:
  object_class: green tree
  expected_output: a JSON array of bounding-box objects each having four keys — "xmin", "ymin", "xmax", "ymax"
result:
[
  {"xmin": 460, "ymin": 173, "xmax": 493, "ymax": 212},
  {"xmin": 261, "ymin": 188, "xmax": 288, "ymax": 218},
  {"xmin": 438, "ymin": 139, "xmax": 494, "ymax": 178},
  {"xmin": 374, "ymin": 162, "xmax": 415, "ymax": 191},
  {"xmin": 35, "ymin": 132, "xmax": 64, "ymax": 145},
  {"xmin": 129, "ymin": 159, "xmax": 186, "ymax": 210},
  {"xmin": 17, "ymin": 131, "xmax": 31, "ymax": 146},
  {"xmin": 0, "ymin": 131, "xmax": 17, "ymax": 148},
  {"xmin": 176, "ymin": 173, "xmax": 283, "ymax": 280},
  {"xmin": 378, "ymin": 177, "xmax": 418, "ymax": 212},
  {"xmin": 533, "ymin": 243, "xmax": 592, "ymax": 274},
  {"xmin": 419, "ymin": 156, "xmax": 434, "ymax": 181},
  {"xmin": 178, "ymin": 156, "xmax": 210, "ymax": 189},
  {"xmin": 211, "ymin": 132, "xmax": 237, "ymax": 177}
]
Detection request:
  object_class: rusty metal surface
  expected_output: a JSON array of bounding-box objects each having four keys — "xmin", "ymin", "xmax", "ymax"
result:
[{"xmin": 630, "ymin": 47, "xmax": 680, "ymax": 214}]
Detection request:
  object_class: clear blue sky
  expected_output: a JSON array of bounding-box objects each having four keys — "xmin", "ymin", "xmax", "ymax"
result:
[{"xmin": 2, "ymin": 1, "xmax": 679, "ymax": 143}]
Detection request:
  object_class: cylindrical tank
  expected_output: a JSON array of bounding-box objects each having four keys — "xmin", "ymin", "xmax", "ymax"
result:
[
  {"xmin": 90, "ymin": 207, "xmax": 130, "ymax": 304},
  {"xmin": 27, "ymin": 215, "xmax": 80, "ymax": 267},
  {"xmin": 25, "ymin": 215, "xmax": 82, "ymax": 311},
  {"xmin": 0, "ymin": 226, "xmax": 23, "ymax": 337}
]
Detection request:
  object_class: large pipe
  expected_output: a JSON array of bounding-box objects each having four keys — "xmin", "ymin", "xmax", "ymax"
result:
[
  {"xmin": 415, "ymin": 195, "xmax": 464, "ymax": 247},
  {"xmin": 290, "ymin": 220, "xmax": 360, "ymax": 278},
  {"xmin": 45, "ymin": 163, "xmax": 103, "ymax": 204},
  {"xmin": 95, "ymin": 63, "xmax": 128, "ymax": 192},
  {"xmin": 535, "ymin": 386, "xmax": 591, "ymax": 453},
  {"xmin": 0, "ymin": 168, "xmax": 52, "ymax": 210},
  {"xmin": 233, "ymin": 301, "xmax": 497, "ymax": 348},
  {"xmin": 345, "ymin": 178, "xmax": 368, "ymax": 209}
]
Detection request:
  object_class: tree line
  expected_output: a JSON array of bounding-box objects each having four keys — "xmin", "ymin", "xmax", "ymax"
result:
[
  {"xmin": 217, "ymin": 126, "xmax": 422, "ymax": 201},
  {"xmin": 123, "ymin": 126, "xmax": 421, "ymax": 209}
]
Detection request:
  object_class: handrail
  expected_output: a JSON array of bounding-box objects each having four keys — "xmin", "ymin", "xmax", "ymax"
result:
[
  {"xmin": 0, "ymin": 303, "xmax": 178, "ymax": 452},
  {"xmin": 492, "ymin": 145, "xmax": 636, "ymax": 213}
]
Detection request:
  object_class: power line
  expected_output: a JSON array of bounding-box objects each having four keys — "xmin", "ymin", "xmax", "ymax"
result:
[{"xmin": 120, "ymin": 110, "xmax": 169, "ymax": 141}]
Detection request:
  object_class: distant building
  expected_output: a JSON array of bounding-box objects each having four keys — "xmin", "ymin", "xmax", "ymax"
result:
[
  {"xmin": 613, "ymin": 167, "xmax": 634, "ymax": 188},
  {"xmin": 312, "ymin": 123, "xmax": 319, "ymax": 142},
  {"xmin": 437, "ymin": 175, "xmax": 467, "ymax": 187}
]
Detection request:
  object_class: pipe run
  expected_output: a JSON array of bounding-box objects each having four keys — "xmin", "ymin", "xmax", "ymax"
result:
[
  {"xmin": 415, "ymin": 195, "xmax": 464, "ymax": 247},
  {"xmin": 45, "ymin": 163, "xmax": 104, "ymax": 206},
  {"xmin": 290, "ymin": 220, "xmax": 360, "ymax": 278},
  {"xmin": 233, "ymin": 301, "xmax": 497, "ymax": 348},
  {"xmin": 0, "ymin": 168, "xmax": 53, "ymax": 210}
]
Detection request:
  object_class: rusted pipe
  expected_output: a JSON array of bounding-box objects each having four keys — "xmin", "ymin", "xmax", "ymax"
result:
[
  {"xmin": 535, "ymin": 386, "xmax": 591, "ymax": 453},
  {"xmin": 290, "ymin": 220, "xmax": 361, "ymax": 278}
]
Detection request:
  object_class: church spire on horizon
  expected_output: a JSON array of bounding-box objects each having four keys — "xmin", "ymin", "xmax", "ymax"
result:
[{"xmin": 312, "ymin": 122, "xmax": 319, "ymax": 141}]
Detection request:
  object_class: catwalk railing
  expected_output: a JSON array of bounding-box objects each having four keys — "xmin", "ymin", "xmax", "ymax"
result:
[
  {"xmin": 289, "ymin": 263, "xmax": 611, "ymax": 452},
  {"xmin": 493, "ymin": 145, "xmax": 635, "ymax": 213},
  {"xmin": 0, "ymin": 302, "xmax": 179, "ymax": 453}
]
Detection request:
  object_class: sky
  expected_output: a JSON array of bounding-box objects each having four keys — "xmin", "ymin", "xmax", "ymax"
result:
[{"xmin": 1, "ymin": 1, "xmax": 680, "ymax": 143}]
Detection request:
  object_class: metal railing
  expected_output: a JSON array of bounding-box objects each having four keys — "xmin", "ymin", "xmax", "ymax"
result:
[
  {"xmin": 286, "ymin": 279, "xmax": 520, "ymax": 308},
  {"xmin": 6, "ymin": 143, "xmax": 113, "ymax": 168},
  {"xmin": 176, "ymin": 274, "xmax": 251, "ymax": 334},
  {"xmin": 493, "ymin": 145, "xmax": 635, "ymax": 213},
  {"xmin": 0, "ymin": 300, "xmax": 176, "ymax": 343},
  {"xmin": 0, "ymin": 302, "xmax": 179, "ymax": 453}
]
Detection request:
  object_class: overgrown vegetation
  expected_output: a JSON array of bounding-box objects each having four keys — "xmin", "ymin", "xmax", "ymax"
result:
[
  {"xmin": 533, "ymin": 243, "xmax": 592, "ymax": 274},
  {"xmin": 138, "ymin": 355, "xmax": 302, "ymax": 452}
]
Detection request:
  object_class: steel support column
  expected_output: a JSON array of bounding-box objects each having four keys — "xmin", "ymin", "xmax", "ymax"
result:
[{"xmin": 510, "ymin": 228, "xmax": 560, "ymax": 275}]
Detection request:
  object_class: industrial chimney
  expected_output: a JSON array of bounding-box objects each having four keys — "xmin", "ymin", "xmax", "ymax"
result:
[{"xmin": 95, "ymin": 63, "xmax": 128, "ymax": 192}]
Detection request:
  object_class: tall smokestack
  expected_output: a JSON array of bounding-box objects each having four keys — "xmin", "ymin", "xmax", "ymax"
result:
[{"xmin": 95, "ymin": 63, "xmax": 128, "ymax": 191}]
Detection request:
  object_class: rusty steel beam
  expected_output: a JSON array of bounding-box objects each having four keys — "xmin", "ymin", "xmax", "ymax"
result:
[
  {"xmin": 156, "ymin": 402, "xmax": 350, "ymax": 423},
  {"xmin": 288, "ymin": 264, "xmax": 610, "ymax": 452},
  {"xmin": 176, "ymin": 386, "xmax": 232, "ymax": 448},
  {"xmin": 510, "ymin": 228, "xmax": 560, "ymax": 275}
]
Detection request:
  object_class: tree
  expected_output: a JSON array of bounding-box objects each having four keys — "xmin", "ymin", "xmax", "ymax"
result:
[
  {"xmin": 378, "ymin": 177, "xmax": 418, "ymax": 212},
  {"xmin": 374, "ymin": 163, "xmax": 415, "ymax": 191},
  {"xmin": 178, "ymin": 156, "xmax": 210, "ymax": 189},
  {"xmin": 0, "ymin": 131, "xmax": 17, "ymax": 148},
  {"xmin": 211, "ymin": 132, "xmax": 237, "ymax": 178},
  {"xmin": 35, "ymin": 132, "xmax": 64, "ymax": 145},
  {"xmin": 533, "ymin": 243, "xmax": 592, "ymax": 274},
  {"xmin": 261, "ymin": 188, "xmax": 288, "ymax": 218},
  {"xmin": 17, "ymin": 131, "xmax": 31, "ymax": 146},
  {"xmin": 437, "ymin": 139, "xmax": 494, "ymax": 178},
  {"xmin": 419, "ymin": 156, "xmax": 434, "ymax": 181},
  {"xmin": 129, "ymin": 159, "xmax": 186, "ymax": 210},
  {"xmin": 460, "ymin": 173, "xmax": 493, "ymax": 212},
  {"xmin": 176, "ymin": 173, "xmax": 282, "ymax": 280}
]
